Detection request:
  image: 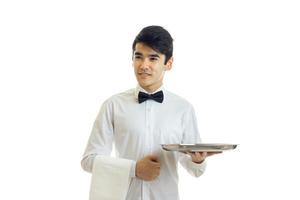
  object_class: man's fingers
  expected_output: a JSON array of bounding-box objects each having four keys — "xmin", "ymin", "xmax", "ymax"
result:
[
  {"xmin": 200, "ymin": 152, "xmax": 207, "ymax": 157},
  {"xmin": 151, "ymin": 162, "xmax": 161, "ymax": 168},
  {"xmin": 207, "ymin": 151, "xmax": 222, "ymax": 156},
  {"xmin": 188, "ymin": 151, "xmax": 222, "ymax": 157},
  {"xmin": 188, "ymin": 152, "xmax": 206, "ymax": 157},
  {"xmin": 145, "ymin": 155, "xmax": 160, "ymax": 168}
]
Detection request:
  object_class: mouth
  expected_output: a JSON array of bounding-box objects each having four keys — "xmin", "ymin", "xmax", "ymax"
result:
[{"xmin": 138, "ymin": 73, "xmax": 152, "ymax": 78}]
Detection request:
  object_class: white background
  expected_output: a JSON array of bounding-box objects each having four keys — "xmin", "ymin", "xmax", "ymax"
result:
[{"xmin": 0, "ymin": 0, "xmax": 299, "ymax": 199}]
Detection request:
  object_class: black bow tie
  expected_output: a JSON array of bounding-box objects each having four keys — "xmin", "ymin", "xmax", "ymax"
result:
[{"xmin": 138, "ymin": 91, "xmax": 164, "ymax": 104}]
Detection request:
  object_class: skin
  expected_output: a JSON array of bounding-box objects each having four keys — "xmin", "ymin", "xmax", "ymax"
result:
[
  {"xmin": 133, "ymin": 42, "xmax": 222, "ymax": 181},
  {"xmin": 187, "ymin": 151, "xmax": 222, "ymax": 164},
  {"xmin": 132, "ymin": 42, "xmax": 173, "ymax": 93}
]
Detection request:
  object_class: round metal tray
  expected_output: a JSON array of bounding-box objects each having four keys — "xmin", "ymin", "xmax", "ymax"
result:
[{"xmin": 161, "ymin": 143, "xmax": 238, "ymax": 152}]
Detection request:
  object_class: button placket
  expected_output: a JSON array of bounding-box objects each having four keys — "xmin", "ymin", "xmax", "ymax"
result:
[
  {"xmin": 149, "ymin": 102, "xmax": 154, "ymax": 154},
  {"xmin": 143, "ymin": 102, "xmax": 151, "ymax": 200},
  {"xmin": 145, "ymin": 101, "xmax": 151, "ymax": 153}
]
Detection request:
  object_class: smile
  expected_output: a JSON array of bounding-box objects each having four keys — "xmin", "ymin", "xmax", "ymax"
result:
[{"xmin": 138, "ymin": 73, "xmax": 152, "ymax": 76}]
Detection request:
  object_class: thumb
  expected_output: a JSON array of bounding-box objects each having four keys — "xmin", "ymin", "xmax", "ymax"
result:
[{"xmin": 146, "ymin": 155, "xmax": 159, "ymax": 162}]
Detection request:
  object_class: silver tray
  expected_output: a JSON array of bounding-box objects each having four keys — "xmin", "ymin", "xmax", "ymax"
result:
[{"xmin": 161, "ymin": 143, "xmax": 238, "ymax": 152}]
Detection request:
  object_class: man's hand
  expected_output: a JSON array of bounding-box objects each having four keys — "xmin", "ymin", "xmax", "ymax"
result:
[
  {"xmin": 136, "ymin": 155, "xmax": 161, "ymax": 181},
  {"xmin": 188, "ymin": 151, "xmax": 222, "ymax": 164}
]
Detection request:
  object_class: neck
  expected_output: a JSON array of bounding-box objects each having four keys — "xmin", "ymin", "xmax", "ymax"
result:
[{"xmin": 141, "ymin": 84, "xmax": 163, "ymax": 93}]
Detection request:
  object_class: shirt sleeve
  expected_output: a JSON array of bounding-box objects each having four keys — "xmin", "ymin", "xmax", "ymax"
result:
[
  {"xmin": 80, "ymin": 99, "xmax": 137, "ymax": 178},
  {"xmin": 81, "ymin": 99, "xmax": 114, "ymax": 173},
  {"xmin": 179, "ymin": 104, "xmax": 206, "ymax": 177}
]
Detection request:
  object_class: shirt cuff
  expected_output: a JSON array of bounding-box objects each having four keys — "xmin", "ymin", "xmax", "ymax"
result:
[
  {"xmin": 189, "ymin": 159, "xmax": 206, "ymax": 169},
  {"xmin": 129, "ymin": 160, "xmax": 137, "ymax": 178}
]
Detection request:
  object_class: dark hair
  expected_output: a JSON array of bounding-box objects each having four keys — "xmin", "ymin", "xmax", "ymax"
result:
[{"xmin": 132, "ymin": 25, "xmax": 173, "ymax": 64}]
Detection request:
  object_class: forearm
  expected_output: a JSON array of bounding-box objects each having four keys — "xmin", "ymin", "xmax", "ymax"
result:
[
  {"xmin": 179, "ymin": 154, "xmax": 206, "ymax": 177},
  {"xmin": 81, "ymin": 154, "xmax": 137, "ymax": 178}
]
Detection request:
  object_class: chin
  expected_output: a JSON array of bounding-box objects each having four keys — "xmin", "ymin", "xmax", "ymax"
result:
[
  {"xmin": 138, "ymin": 81, "xmax": 151, "ymax": 88},
  {"xmin": 138, "ymin": 79, "xmax": 150, "ymax": 85},
  {"xmin": 138, "ymin": 82, "xmax": 148, "ymax": 88}
]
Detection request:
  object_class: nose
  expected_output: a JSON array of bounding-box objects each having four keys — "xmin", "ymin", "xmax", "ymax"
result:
[{"xmin": 140, "ymin": 58, "xmax": 151, "ymax": 70}]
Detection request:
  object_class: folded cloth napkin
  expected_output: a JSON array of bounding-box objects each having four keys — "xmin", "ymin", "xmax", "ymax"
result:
[{"xmin": 89, "ymin": 155, "xmax": 134, "ymax": 200}]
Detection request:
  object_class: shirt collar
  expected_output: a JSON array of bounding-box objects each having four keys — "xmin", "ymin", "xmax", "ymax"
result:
[{"xmin": 134, "ymin": 85, "xmax": 165, "ymax": 101}]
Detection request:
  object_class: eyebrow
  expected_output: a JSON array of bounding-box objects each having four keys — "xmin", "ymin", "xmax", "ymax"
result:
[
  {"xmin": 134, "ymin": 52, "xmax": 160, "ymax": 58},
  {"xmin": 148, "ymin": 54, "xmax": 160, "ymax": 58},
  {"xmin": 134, "ymin": 52, "xmax": 143, "ymax": 56}
]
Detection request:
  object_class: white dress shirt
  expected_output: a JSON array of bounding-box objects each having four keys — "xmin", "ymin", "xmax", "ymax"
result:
[{"xmin": 81, "ymin": 85, "xmax": 206, "ymax": 200}]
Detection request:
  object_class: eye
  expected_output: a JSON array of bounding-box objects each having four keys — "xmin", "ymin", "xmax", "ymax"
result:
[
  {"xmin": 134, "ymin": 55, "xmax": 143, "ymax": 60},
  {"xmin": 149, "ymin": 57, "xmax": 158, "ymax": 61}
]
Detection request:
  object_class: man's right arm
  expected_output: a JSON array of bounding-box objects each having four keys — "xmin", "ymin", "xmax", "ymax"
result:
[
  {"xmin": 81, "ymin": 99, "xmax": 138, "ymax": 178},
  {"xmin": 81, "ymin": 99, "xmax": 161, "ymax": 181},
  {"xmin": 81, "ymin": 100, "xmax": 114, "ymax": 173}
]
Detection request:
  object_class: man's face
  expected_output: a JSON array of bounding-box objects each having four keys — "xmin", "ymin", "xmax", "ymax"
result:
[{"xmin": 132, "ymin": 43, "xmax": 173, "ymax": 93}]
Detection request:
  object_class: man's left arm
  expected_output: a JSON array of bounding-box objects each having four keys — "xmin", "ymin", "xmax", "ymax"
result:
[{"xmin": 179, "ymin": 104, "xmax": 208, "ymax": 177}]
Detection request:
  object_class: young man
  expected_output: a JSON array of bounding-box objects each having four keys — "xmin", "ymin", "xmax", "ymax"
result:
[{"xmin": 81, "ymin": 26, "xmax": 219, "ymax": 200}]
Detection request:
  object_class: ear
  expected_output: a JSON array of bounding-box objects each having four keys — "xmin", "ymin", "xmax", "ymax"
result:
[{"xmin": 164, "ymin": 57, "xmax": 173, "ymax": 71}]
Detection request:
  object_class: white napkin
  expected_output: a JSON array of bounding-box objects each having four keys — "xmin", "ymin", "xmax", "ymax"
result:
[{"xmin": 89, "ymin": 155, "xmax": 134, "ymax": 200}]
